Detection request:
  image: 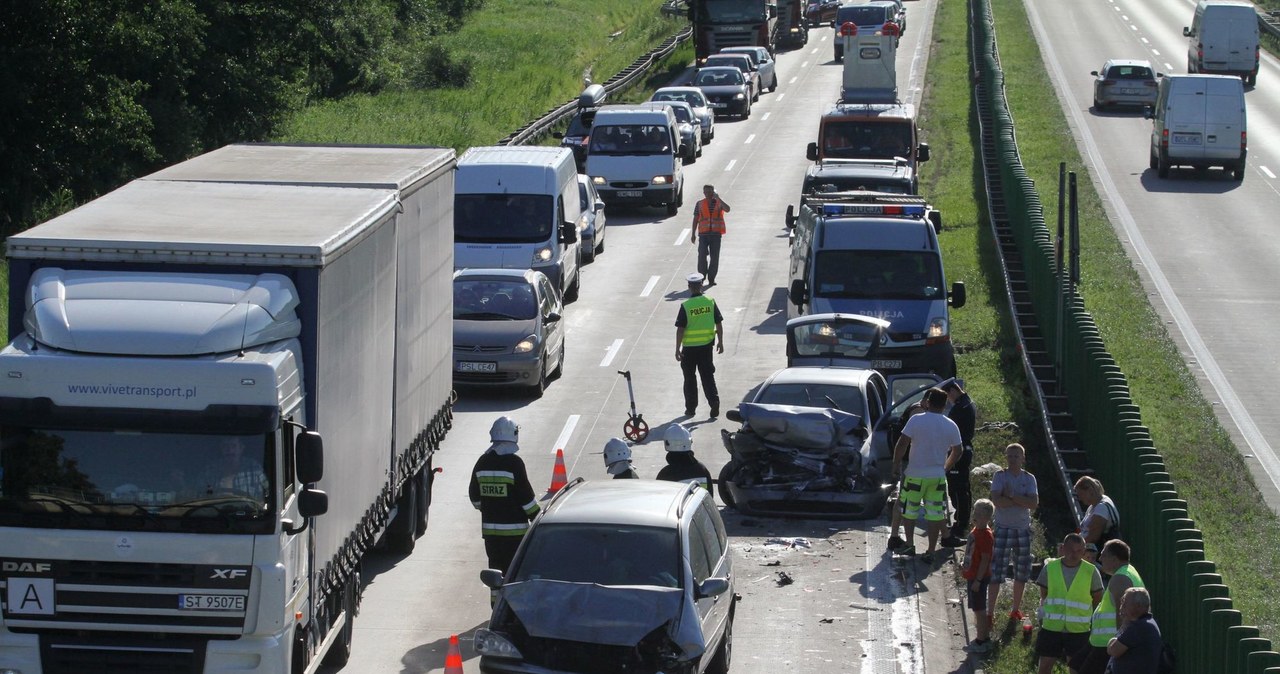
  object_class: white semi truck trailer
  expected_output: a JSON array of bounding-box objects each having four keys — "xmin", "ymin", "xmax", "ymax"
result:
[{"xmin": 0, "ymin": 144, "xmax": 456, "ymax": 673}]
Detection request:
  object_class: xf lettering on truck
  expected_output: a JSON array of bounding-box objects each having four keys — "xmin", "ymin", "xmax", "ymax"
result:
[{"xmin": 211, "ymin": 568, "xmax": 249, "ymax": 580}]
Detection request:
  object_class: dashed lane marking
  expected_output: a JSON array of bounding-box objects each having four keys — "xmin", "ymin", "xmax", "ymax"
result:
[
  {"xmin": 599, "ymin": 339, "xmax": 624, "ymax": 367},
  {"xmin": 641, "ymin": 275, "xmax": 660, "ymax": 297}
]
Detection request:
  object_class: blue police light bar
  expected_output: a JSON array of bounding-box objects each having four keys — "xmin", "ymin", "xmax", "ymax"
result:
[{"xmin": 821, "ymin": 203, "xmax": 926, "ymax": 217}]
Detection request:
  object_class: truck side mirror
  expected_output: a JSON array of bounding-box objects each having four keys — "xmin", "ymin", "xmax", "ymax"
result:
[
  {"xmin": 296, "ymin": 431, "xmax": 324, "ymax": 484},
  {"xmin": 950, "ymin": 281, "xmax": 967, "ymax": 309},
  {"xmin": 789, "ymin": 279, "xmax": 807, "ymax": 306},
  {"xmin": 785, "ymin": 204, "xmax": 797, "ymax": 229},
  {"xmin": 806, "ymin": 142, "xmax": 818, "ymax": 161},
  {"xmin": 917, "ymin": 143, "xmax": 930, "ymax": 162},
  {"xmin": 298, "ymin": 488, "xmax": 328, "ymax": 518}
]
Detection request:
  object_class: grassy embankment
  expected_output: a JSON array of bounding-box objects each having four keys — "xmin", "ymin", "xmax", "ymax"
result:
[{"xmin": 918, "ymin": 0, "xmax": 1280, "ymax": 669}]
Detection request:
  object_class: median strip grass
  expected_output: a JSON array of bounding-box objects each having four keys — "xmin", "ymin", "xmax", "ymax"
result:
[{"xmin": 920, "ymin": 0, "xmax": 1280, "ymax": 666}]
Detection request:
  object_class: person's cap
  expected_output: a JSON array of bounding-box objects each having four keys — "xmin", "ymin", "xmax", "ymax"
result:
[{"xmin": 686, "ymin": 273, "xmax": 705, "ymax": 285}]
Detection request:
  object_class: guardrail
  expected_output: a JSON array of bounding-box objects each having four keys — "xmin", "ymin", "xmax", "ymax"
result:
[
  {"xmin": 972, "ymin": 0, "xmax": 1280, "ymax": 670},
  {"xmin": 1262, "ymin": 9, "xmax": 1280, "ymax": 40},
  {"xmin": 497, "ymin": 25, "xmax": 693, "ymax": 146}
]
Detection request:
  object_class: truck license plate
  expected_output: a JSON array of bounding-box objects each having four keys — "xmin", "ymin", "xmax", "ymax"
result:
[
  {"xmin": 179, "ymin": 594, "xmax": 245, "ymax": 611},
  {"xmin": 458, "ymin": 361, "xmax": 497, "ymax": 373},
  {"xmin": 1172, "ymin": 133, "xmax": 1200, "ymax": 145},
  {"xmin": 618, "ymin": 190, "xmax": 643, "ymax": 198},
  {"xmin": 871, "ymin": 359, "xmax": 903, "ymax": 370}
]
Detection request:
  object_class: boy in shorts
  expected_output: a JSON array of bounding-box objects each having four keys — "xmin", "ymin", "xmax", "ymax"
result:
[{"xmin": 963, "ymin": 498, "xmax": 996, "ymax": 653}]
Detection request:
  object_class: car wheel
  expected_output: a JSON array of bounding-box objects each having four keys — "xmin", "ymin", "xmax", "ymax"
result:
[
  {"xmin": 551, "ymin": 337, "xmax": 566, "ymax": 379},
  {"xmin": 565, "ymin": 265, "xmax": 581, "ymax": 302},
  {"xmin": 667, "ymin": 197, "xmax": 679, "ymax": 217},
  {"xmin": 1231, "ymin": 161, "xmax": 1245, "ymax": 182},
  {"xmin": 706, "ymin": 614, "xmax": 733, "ymax": 674},
  {"xmin": 596, "ymin": 229, "xmax": 605, "ymax": 254},
  {"xmin": 529, "ymin": 358, "xmax": 547, "ymax": 398},
  {"xmin": 583, "ymin": 237, "xmax": 596, "ymax": 263},
  {"xmin": 770, "ymin": 76, "xmax": 778, "ymax": 93},
  {"xmin": 752, "ymin": 87, "xmax": 759, "ymax": 102},
  {"xmin": 1093, "ymin": 96, "xmax": 1103, "ymax": 111},
  {"xmin": 1245, "ymin": 72, "xmax": 1257, "ymax": 87},
  {"xmin": 717, "ymin": 461, "xmax": 739, "ymax": 510},
  {"xmin": 1157, "ymin": 149, "xmax": 1170, "ymax": 178}
]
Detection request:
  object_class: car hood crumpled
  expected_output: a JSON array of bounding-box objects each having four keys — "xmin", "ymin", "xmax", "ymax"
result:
[{"xmin": 502, "ymin": 579, "xmax": 707, "ymax": 657}]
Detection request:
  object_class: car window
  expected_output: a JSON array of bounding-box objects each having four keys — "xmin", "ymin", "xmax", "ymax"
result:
[
  {"xmin": 589, "ymin": 124, "xmax": 672, "ymax": 155},
  {"xmin": 454, "ymin": 279, "xmax": 539, "ymax": 320},
  {"xmin": 688, "ymin": 516, "xmax": 714, "ymax": 583},
  {"xmin": 539, "ymin": 276, "xmax": 559, "ymax": 312},
  {"xmin": 512, "ymin": 523, "xmax": 681, "ymax": 587},
  {"xmin": 695, "ymin": 69, "xmax": 744, "ymax": 86},
  {"xmin": 1108, "ymin": 65, "xmax": 1153, "ymax": 80},
  {"xmin": 698, "ymin": 499, "xmax": 727, "ymax": 560},
  {"xmin": 838, "ymin": 5, "xmax": 890, "ymax": 24},
  {"xmin": 670, "ymin": 106, "xmax": 692, "ymax": 123},
  {"xmin": 756, "ymin": 383, "xmax": 867, "ymax": 417}
]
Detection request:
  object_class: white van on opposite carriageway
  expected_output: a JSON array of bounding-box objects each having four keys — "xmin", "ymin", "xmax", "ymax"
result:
[
  {"xmin": 1146, "ymin": 74, "xmax": 1247, "ymax": 181},
  {"xmin": 454, "ymin": 146, "xmax": 584, "ymax": 301}
]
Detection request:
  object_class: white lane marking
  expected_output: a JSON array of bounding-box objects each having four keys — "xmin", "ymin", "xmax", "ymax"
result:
[
  {"xmin": 551, "ymin": 415, "xmax": 580, "ymax": 455},
  {"xmin": 802, "ymin": 60, "xmax": 810, "ymax": 68},
  {"xmin": 1130, "ymin": 24, "xmax": 1138, "ymax": 30},
  {"xmin": 1141, "ymin": 37, "xmax": 1149, "ymax": 44},
  {"xmin": 641, "ymin": 275, "xmax": 660, "ymax": 297},
  {"xmin": 1152, "ymin": 49, "xmax": 1160, "ymax": 56},
  {"xmin": 762, "ymin": 112, "xmax": 772, "ymax": 121},
  {"xmin": 1165, "ymin": 62, "xmax": 1174, "ymax": 71},
  {"xmin": 724, "ymin": 159, "xmax": 737, "ymax": 172},
  {"xmin": 1262, "ymin": 166, "xmax": 1276, "ymax": 179},
  {"xmin": 776, "ymin": 93, "xmax": 786, "ymax": 102},
  {"xmin": 599, "ymin": 339, "xmax": 624, "ymax": 367},
  {"xmin": 860, "ymin": 528, "xmax": 925, "ymax": 673},
  {"xmin": 789, "ymin": 76, "xmax": 798, "ymax": 84},
  {"xmin": 673, "ymin": 230, "xmax": 688, "ymax": 246},
  {"xmin": 745, "ymin": 134, "xmax": 757, "ymax": 144},
  {"xmin": 1122, "ymin": 14, "xmax": 1129, "ymax": 20}
]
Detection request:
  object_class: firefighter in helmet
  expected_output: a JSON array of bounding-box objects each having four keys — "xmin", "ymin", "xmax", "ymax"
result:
[{"xmin": 655, "ymin": 424, "xmax": 714, "ymax": 498}]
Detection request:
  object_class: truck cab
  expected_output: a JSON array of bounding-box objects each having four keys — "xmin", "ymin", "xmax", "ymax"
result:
[
  {"xmin": 785, "ymin": 194, "xmax": 964, "ymax": 377},
  {"xmin": 807, "ymin": 103, "xmax": 930, "ymax": 174}
]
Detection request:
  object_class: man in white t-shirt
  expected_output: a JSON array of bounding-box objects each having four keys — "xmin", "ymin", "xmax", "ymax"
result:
[{"xmin": 892, "ymin": 387, "xmax": 962, "ymax": 563}]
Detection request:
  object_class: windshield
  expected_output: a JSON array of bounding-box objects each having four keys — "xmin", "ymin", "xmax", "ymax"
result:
[
  {"xmin": 512, "ymin": 523, "xmax": 681, "ymax": 587},
  {"xmin": 822, "ymin": 121, "xmax": 913, "ymax": 160},
  {"xmin": 589, "ymin": 124, "xmax": 673, "ymax": 156},
  {"xmin": 756, "ymin": 383, "xmax": 867, "ymax": 416},
  {"xmin": 455, "ymin": 194, "xmax": 554, "ymax": 244},
  {"xmin": 694, "ymin": 69, "xmax": 745, "ymax": 87},
  {"xmin": 654, "ymin": 91, "xmax": 707, "ymax": 108},
  {"xmin": 836, "ymin": 5, "xmax": 891, "ymax": 25},
  {"xmin": 695, "ymin": 0, "xmax": 767, "ymax": 23},
  {"xmin": 454, "ymin": 278, "xmax": 538, "ymax": 320},
  {"xmin": 669, "ymin": 106, "xmax": 693, "ymax": 124},
  {"xmin": 0, "ymin": 428, "xmax": 274, "ymax": 533},
  {"xmin": 813, "ymin": 250, "xmax": 943, "ymax": 300},
  {"xmin": 804, "ymin": 176, "xmax": 911, "ymax": 195},
  {"xmin": 564, "ymin": 110, "xmax": 596, "ymax": 137}
]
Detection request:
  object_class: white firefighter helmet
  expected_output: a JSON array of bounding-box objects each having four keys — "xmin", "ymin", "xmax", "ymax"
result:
[
  {"xmin": 664, "ymin": 424, "xmax": 693, "ymax": 453},
  {"xmin": 490, "ymin": 416, "xmax": 519, "ymax": 443},
  {"xmin": 603, "ymin": 438, "xmax": 632, "ymax": 466}
]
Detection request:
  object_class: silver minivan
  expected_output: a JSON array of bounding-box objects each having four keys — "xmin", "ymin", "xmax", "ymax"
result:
[{"xmin": 1146, "ymin": 74, "xmax": 1247, "ymax": 180}]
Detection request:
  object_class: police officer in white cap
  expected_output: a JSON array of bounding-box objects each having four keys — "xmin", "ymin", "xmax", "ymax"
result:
[
  {"xmin": 656, "ymin": 424, "xmax": 714, "ymax": 498},
  {"xmin": 603, "ymin": 438, "xmax": 640, "ymax": 479},
  {"xmin": 675, "ymin": 272, "xmax": 724, "ymax": 418}
]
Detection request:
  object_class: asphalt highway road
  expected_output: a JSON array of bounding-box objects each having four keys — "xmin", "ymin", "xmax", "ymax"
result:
[
  {"xmin": 1025, "ymin": 0, "xmax": 1280, "ymax": 508},
  {"xmin": 320, "ymin": 2, "xmax": 977, "ymax": 672}
]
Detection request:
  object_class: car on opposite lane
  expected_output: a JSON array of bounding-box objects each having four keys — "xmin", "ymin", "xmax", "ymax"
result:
[
  {"xmin": 691, "ymin": 67, "xmax": 753, "ymax": 118},
  {"xmin": 476, "ymin": 479, "xmax": 735, "ymax": 674},
  {"xmin": 452, "ymin": 268, "xmax": 565, "ymax": 397},
  {"xmin": 1091, "ymin": 59, "xmax": 1161, "ymax": 110}
]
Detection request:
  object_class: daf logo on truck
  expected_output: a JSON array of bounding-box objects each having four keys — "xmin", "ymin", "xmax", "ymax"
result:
[{"xmin": 2, "ymin": 560, "xmax": 54, "ymax": 574}]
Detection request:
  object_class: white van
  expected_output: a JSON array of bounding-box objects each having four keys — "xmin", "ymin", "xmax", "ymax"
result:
[
  {"xmin": 455, "ymin": 146, "xmax": 584, "ymax": 300},
  {"xmin": 585, "ymin": 105, "xmax": 685, "ymax": 216},
  {"xmin": 1184, "ymin": 0, "xmax": 1260, "ymax": 86},
  {"xmin": 1146, "ymin": 74, "xmax": 1247, "ymax": 181}
]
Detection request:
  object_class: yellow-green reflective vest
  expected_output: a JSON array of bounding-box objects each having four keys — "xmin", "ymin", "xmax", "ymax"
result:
[
  {"xmin": 1089, "ymin": 564, "xmax": 1144, "ymax": 646},
  {"xmin": 1042, "ymin": 559, "xmax": 1096, "ymax": 633},
  {"xmin": 681, "ymin": 295, "xmax": 717, "ymax": 346}
]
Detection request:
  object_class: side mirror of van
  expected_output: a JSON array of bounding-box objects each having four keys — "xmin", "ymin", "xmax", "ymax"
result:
[
  {"xmin": 1182, "ymin": 26, "xmax": 1191, "ymax": 37},
  {"xmin": 561, "ymin": 222, "xmax": 578, "ymax": 243},
  {"xmin": 949, "ymin": 281, "xmax": 967, "ymax": 309},
  {"xmin": 1142, "ymin": 106, "xmax": 1154, "ymax": 120},
  {"xmin": 917, "ymin": 143, "xmax": 931, "ymax": 163},
  {"xmin": 785, "ymin": 204, "xmax": 797, "ymax": 229},
  {"xmin": 806, "ymin": 142, "xmax": 819, "ymax": 161},
  {"xmin": 789, "ymin": 279, "xmax": 808, "ymax": 307}
]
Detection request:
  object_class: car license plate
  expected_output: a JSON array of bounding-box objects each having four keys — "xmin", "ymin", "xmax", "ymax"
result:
[
  {"xmin": 618, "ymin": 190, "xmax": 643, "ymax": 198},
  {"xmin": 709, "ymin": 102, "xmax": 727, "ymax": 108},
  {"xmin": 871, "ymin": 359, "xmax": 903, "ymax": 370},
  {"xmin": 179, "ymin": 594, "xmax": 245, "ymax": 611},
  {"xmin": 458, "ymin": 361, "xmax": 497, "ymax": 373},
  {"xmin": 1119, "ymin": 88, "xmax": 1141, "ymax": 95},
  {"xmin": 1171, "ymin": 133, "xmax": 1200, "ymax": 145}
]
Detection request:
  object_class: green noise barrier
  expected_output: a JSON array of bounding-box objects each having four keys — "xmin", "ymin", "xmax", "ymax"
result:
[{"xmin": 969, "ymin": 0, "xmax": 1276, "ymax": 668}]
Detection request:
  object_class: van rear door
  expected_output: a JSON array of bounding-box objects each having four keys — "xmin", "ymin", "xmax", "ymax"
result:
[
  {"xmin": 1165, "ymin": 79, "xmax": 1208, "ymax": 159},
  {"xmin": 1224, "ymin": 16, "xmax": 1257, "ymax": 72},
  {"xmin": 1203, "ymin": 77, "xmax": 1244, "ymax": 160}
]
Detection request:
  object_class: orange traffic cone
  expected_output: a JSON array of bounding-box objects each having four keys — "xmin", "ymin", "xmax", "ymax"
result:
[
  {"xmin": 444, "ymin": 633, "xmax": 463, "ymax": 674},
  {"xmin": 547, "ymin": 448, "xmax": 568, "ymax": 495}
]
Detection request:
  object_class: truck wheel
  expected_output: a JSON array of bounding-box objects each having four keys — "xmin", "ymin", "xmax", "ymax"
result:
[
  {"xmin": 322, "ymin": 577, "xmax": 357, "ymax": 667},
  {"xmin": 386, "ymin": 479, "xmax": 418, "ymax": 554},
  {"xmin": 292, "ymin": 627, "xmax": 312, "ymax": 674},
  {"xmin": 717, "ymin": 462, "xmax": 739, "ymax": 510},
  {"xmin": 1231, "ymin": 161, "xmax": 1245, "ymax": 181},
  {"xmin": 415, "ymin": 466, "xmax": 431, "ymax": 534}
]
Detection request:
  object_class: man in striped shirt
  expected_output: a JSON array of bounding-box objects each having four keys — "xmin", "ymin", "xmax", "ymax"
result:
[{"xmin": 469, "ymin": 416, "xmax": 541, "ymax": 573}]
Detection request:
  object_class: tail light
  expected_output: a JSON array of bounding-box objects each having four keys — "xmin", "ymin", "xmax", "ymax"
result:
[
  {"xmin": 1161, "ymin": 128, "xmax": 1169, "ymax": 150},
  {"xmin": 1241, "ymin": 131, "xmax": 1247, "ymax": 151},
  {"xmin": 1197, "ymin": 43, "xmax": 1203, "ymax": 62},
  {"xmin": 882, "ymin": 21, "xmax": 900, "ymax": 36},
  {"xmin": 839, "ymin": 21, "xmax": 857, "ymax": 36}
]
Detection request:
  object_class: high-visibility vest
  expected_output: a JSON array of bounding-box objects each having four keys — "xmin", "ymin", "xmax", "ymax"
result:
[
  {"xmin": 1042, "ymin": 559, "xmax": 1096, "ymax": 633},
  {"xmin": 1089, "ymin": 564, "xmax": 1144, "ymax": 646},
  {"xmin": 681, "ymin": 295, "xmax": 717, "ymax": 346},
  {"xmin": 695, "ymin": 199, "xmax": 727, "ymax": 235}
]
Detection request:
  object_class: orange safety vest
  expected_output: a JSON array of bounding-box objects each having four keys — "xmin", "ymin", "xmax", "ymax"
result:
[{"xmin": 695, "ymin": 199, "xmax": 727, "ymax": 235}]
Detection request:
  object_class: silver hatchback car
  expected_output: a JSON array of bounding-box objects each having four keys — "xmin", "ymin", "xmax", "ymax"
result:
[
  {"xmin": 477, "ymin": 479, "xmax": 736, "ymax": 674},
  {"xmin": 452, "ymin": 268, "xmax": 565, "ymax": 397},
  {"xmin": 652, "ymin": 86, "xmax": 716, "ymax": 143},
  {"xmin": 1092, "ymin": 59, "xmax": 1161, "ymax": 110}
]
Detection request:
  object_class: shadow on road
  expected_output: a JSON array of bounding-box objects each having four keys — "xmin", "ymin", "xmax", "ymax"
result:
[{"xmin": 1138, "ymin": 167, "xmax": 1243, "ymax": 193}]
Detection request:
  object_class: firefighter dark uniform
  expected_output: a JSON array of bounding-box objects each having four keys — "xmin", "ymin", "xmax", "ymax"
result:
[
  {"xmin": 655, "ymin": 425, "xmax": 715, "ymax": 499},
  {"xmin": 675, "ymin": 274, "xmax": 724, "ymax": 418},
  {"xmin": 943, "ymin": 380, "xmax": 977, "ymax": 546},
  {"xmin": 469, "ymin": 417, "xmax": 540, "ymax": 573}
]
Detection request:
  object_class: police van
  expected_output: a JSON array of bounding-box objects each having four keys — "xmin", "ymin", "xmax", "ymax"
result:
[{"xmin": 785, "ymin": 193, "xmax": 965, "ymax": 376}]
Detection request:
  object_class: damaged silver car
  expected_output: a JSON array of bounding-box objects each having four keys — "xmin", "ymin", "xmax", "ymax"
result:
[{"xmin": 477, "ymin": 479, "xmax": 735, "ymax": 674}]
